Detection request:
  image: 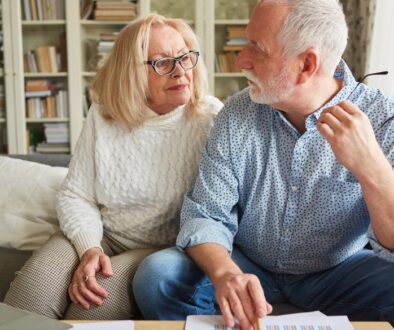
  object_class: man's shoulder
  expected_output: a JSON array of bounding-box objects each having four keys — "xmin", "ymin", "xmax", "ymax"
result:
[
  {"xmin": 356, "ymin": 84, "xmax": 394, "ymax": 111},
  {"xmin": 201, "ymin": 95, "xmax": 224, "ymax": 115},
  {"xmin": 355, "ymin": 85, "xmax": 394, "ymax": 127}
]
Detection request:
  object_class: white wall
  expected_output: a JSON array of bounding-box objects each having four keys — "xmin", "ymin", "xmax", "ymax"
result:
[{"xmin": 366, "ymin": 0, "xmax": 394, "ymax": 97}]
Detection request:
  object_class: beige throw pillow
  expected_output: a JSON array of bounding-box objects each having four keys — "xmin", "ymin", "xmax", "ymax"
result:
[{"xmin": 0, "ymin": 157, "xmax": 68, "ymax": 250}]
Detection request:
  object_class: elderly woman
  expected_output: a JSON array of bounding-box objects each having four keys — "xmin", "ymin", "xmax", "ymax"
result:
[{"xmin": 5, "ymin": 14, "xmax": 222, "ymax": 320}]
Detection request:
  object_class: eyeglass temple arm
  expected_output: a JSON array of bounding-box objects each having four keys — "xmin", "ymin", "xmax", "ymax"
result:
[
  {"xmin": 347, "ymin": 70, "xmax": 389, "ymax": 99},
  {"xmin": 346, "ymin": 70, "xmax": 392, "ymax": 129}
]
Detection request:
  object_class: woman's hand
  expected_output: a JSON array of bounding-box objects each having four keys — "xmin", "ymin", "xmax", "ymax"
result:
[
  {"xmin": 213, "ymin": 272, "xmax": 272, "ymax": 330},
  {"xmin": 68, "ymin": 247, "xmax": 113, "ymax": 309}
]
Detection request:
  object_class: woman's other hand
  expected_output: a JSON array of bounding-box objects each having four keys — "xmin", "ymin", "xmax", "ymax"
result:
[{"xmin": 68, "ymin": 247, "xmax": 113, "ymax": 309}]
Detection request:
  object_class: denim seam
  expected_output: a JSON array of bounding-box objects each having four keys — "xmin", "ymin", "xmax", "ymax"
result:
[{"xmin": 186, "ymin": 283, "xmax": 215, "ymax": 314}]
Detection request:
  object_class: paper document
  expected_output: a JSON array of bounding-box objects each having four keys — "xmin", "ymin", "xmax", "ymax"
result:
[
  {"xmin": 185, "ymin": 312, "xmax": 354, "ymax": 330},
  {"xmin": 70, "ymin": 320, "xmax": 134, "ymax": 330}
]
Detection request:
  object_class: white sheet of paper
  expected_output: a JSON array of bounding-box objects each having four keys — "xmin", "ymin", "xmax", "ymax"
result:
[
  {"xmin": 186, "ymin": 312, "xmax": 354, "ymax": 330},
  {"xmin": 70, "ymin": 320, "xmax": 134, "ymax": 330}
]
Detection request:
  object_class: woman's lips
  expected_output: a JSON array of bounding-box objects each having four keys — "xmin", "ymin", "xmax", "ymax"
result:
[{"xmin": 167, "ymin": 84, "xmax": 188, "ymax": 91}]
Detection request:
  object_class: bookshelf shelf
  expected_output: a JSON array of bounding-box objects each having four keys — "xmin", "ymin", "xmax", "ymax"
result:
[
  {"xmin": 215, "ymin": 19, "xmax": 249, "ymax": 25},
  {"xmin": 82, "ymin": 72, "xmax": 96, "ymax": 77},
  {"xmin": 26, "ymin": 118, "xmax": 69, "ymax": 123},
  {"xmin": 22, "ymin": 20, "xmax": 66, "ymax": 26},
  {"xmin": 24, "ymin": 72, "xmax": 68, "ymax": 78},
  {"xmin": 80, "ymin": 20, "xmax": 130, "ymax": 26},
  {"xmin": 0, "ymin": 118, "xmax": 5, "ymax": 123}
]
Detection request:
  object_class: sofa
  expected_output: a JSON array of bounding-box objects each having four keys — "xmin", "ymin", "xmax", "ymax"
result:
[{"xmin": 0, "ymin": 154, "xmax": 301, "ymax": 315}]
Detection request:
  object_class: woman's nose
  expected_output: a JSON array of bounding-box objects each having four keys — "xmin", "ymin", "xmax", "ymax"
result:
[{"xmin": 171, "ymin": 61, "xmax": 186, "ymax": 77}]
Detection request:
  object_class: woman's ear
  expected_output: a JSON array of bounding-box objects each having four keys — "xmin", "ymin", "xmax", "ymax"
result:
[{"xmin": 297, "ymin": 48, "xmax": 319, "ymax": 84}]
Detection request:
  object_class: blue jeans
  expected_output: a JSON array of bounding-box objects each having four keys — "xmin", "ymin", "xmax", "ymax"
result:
[{"xmin": 133, "ymin": 247, "xmax": 394, "ymax": 325}]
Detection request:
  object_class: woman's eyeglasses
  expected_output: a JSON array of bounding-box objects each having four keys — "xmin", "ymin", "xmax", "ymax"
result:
[{"xmin": 144, "ymin": 51, "xmax": 199, "ymax": 76}]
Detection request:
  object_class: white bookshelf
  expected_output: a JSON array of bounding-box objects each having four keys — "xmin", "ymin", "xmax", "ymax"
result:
[{"xmin": 2, "ymin": 0, "xmax": 256, "ymax": 154}]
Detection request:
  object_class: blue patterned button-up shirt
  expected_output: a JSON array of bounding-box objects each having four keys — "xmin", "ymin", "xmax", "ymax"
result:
[{"xmin": 177, "ymin": 60, "xmax": 394, "ymax": 274}]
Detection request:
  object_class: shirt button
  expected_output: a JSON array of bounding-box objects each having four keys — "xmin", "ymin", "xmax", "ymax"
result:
[{"xmin": 291, "ymin": 185, "xmax": 298, "ymax": 192}]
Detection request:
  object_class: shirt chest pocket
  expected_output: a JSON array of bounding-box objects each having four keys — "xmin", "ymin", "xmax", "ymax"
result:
[{"xmin": 312, "ymin": 176, "xmax": 368, "ymax": 221}]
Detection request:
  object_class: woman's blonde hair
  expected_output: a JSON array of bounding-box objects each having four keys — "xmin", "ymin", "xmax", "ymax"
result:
[{"xmin": 92, "ymin": 14, "xmax": 208, "ymax": 129}]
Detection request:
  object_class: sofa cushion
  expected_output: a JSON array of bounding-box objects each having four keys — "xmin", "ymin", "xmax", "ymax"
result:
[{"xmin": 0, "ymin": 156, "xmax": 68, "ymax": 250}]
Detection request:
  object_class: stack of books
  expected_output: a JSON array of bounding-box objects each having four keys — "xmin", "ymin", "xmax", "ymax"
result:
[
  {"xmin": 94, "ymin": 1, "xmax": 138, "ymax": 21},
  {"xmin": 223, "ymin": 26, "xmax": 247, "ymax": 52},
  {"xmin": 25, "ymin": 80, "xmax": 68, "ymax": 119},
  {"xmin": 216, "ymin": 26, "xmax": 247, "ymax": 73},
  {"xmin": 96, "ymin": 32, "xmax": 120, "ymax": 69},
  {"xmin": 35, "ymin": 122, "xmax": 70, "ymax": 154}
]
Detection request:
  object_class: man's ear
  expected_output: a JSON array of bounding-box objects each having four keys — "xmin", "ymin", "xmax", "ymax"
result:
[{"xmin": 297, "ymin": 48, "xmax": 319, "ymax": 84}]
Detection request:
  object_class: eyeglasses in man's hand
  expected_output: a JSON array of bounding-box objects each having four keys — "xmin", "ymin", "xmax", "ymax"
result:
[{"xmin": 346, "ymin": 70, "xmax": 391, "ymax": 129}]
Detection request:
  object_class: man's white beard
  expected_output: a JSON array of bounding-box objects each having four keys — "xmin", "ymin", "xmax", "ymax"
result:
[{"xmin": 242, "ymin": 67, "xmax": 294, "ymax": 105}]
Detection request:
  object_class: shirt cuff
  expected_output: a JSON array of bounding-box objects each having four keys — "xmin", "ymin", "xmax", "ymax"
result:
[
  {"xmin": 368, "ymin": 226, "xmax": 394, "ymax": 262},
  {"xmin": 176, "ymin": 217, "xmax": 234, "ymax": 253},
  {"xmin": 71, "ymin": 231, "xmax": 103, "ymax": 259}
]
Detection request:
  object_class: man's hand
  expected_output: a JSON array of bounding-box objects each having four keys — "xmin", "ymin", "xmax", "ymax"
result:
[
  {"xmin": 68, "ymin": 247, "xmax": 113, "ymax": 309},
  {"xmin": 317, "ymin": 100, "xmax": 386, "ymax": 179},
  {"xmin": 213, "ymin": 272, "xmax": 272, "ymax": 330}
]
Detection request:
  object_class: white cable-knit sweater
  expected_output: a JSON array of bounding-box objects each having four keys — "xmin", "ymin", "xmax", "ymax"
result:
[{"xmin": 56, "ymin": 96, "xmax": 223, "ymax": 258}]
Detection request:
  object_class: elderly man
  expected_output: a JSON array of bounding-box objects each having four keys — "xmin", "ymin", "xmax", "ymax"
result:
[{"xmin": 133, "ymin": 0, "xmax": 394, "ymax": 329}]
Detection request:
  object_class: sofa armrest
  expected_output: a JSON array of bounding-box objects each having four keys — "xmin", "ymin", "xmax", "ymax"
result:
[{"xmin": 0, "ymin": 247, "xmax": 32, "ymax": 302}]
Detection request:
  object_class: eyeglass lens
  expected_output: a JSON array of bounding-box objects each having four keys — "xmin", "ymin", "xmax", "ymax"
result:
[{"xmin": 154, "ymin": 52, "xmax": 198, "ymax": 75}]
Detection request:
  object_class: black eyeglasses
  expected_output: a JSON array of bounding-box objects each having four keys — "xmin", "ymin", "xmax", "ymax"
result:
[
  {"xmin": 347, "ymin": 70, "xmax": 388, "ymax": 99},
  {"xmin": 347, "ymin": 70, "xmax": 392, "ymax": 129},
  {"xmin": 144, "ymin": 51, "xmax": 199, "ymax": 76}
]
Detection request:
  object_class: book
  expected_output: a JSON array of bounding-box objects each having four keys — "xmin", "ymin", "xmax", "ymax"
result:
[
  {"xmin": 23, "ymin": 0, "xmax": 32, "ymax": 20},
  {"xmin": 34, "ymin": 46, "xmax": 52, "ymax": 72},
  {"xmin": 96, "ymin": 2, "xmax": 137, "ymax": 10},
  {"xmin": 94, "ymin": 15, "xmax": 136, "ymax": 21},
  {"xmin": 81, "ymin": 0, "xmax": 94, "ymax": 19},
  {"xmin": 26, "ymin": 79, "xmax": 55, "ymax": 92},
  {"xmin": 48, "ymin": 46, "xmax": 58, "ymax": 73},
  {"xmin": 227, "ymin": 26, "xmax": 246, "ymax": 38},
  {"xmin": 30, "ymin": 0, "xmax": 38, "ymax": 20},
  {"xmin": 36, "ymin": 142, "xmax": 70, "ymax": 153},
  {"xmin": 95, "ymin": 9, "xmax": 137, "ymax": 17},
  {"xmin": 25, "ymin": 90, "xmax": 53, "ymax": 98},
  {"xmin": 223, "ymin": 45, "xmax": 244, "ymax": 52}
]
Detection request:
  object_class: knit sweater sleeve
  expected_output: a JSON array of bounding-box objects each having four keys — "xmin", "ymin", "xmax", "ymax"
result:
[{"xmin": 56, "ymin": 105, "xmax": 103, "ymax": 258}]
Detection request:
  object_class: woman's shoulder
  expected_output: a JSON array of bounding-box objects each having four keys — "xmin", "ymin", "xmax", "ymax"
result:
[
  {"xmin": 201, "ymin": 95, "xmax": 224, "ymax": 115},
  {"xmin": 85, "ymin": 103, "xmax": 113, "ymax": 126}
]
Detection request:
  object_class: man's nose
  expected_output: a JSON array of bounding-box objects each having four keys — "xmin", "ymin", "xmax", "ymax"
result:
[{"xmin": 236, "ymin": 47, "xmax": 252, "ymax": 71}]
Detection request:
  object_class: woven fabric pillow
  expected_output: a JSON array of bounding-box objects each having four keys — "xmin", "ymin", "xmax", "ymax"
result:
[{"xmin": 0, "ymin": 156, "xmax": 67, "ymax": 250}]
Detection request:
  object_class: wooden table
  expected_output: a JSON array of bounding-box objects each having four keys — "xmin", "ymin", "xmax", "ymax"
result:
[
  {"xmin": 135, "ymin": 320, "xmax": 394, "ymax": 330},
  {"xmin": 67, "ymin": 320, "xmax": 394, "ymax": 330}
]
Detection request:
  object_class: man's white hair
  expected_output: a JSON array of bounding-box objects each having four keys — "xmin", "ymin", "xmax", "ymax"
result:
[{"xmin": 260, "ymin": 0, "xmax": 348, "ymax": 75}]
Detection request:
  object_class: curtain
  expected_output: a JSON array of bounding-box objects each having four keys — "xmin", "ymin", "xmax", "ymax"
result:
[{"xmin": 341, "ymin": 0, "xmax": 376, "ymax": 80}]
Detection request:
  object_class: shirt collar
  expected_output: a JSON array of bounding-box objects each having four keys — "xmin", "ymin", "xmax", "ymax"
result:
[{"xmin": 305, "ymin": 59, "xmax": 358, "ymax": 130}]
